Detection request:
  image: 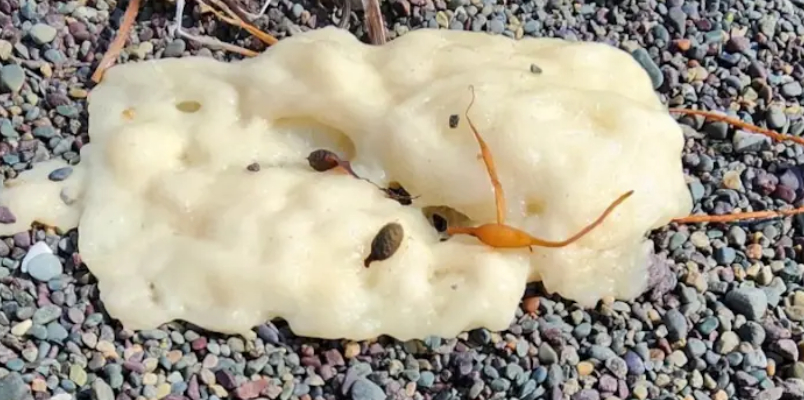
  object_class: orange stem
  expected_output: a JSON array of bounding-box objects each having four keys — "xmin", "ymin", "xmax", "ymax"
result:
[
  {"xmin": 672, "ymin": 206, "xmax": 804, "ymax": 224},
  {"xmin": 668, "ymin": 108, "xmax": 804, "ymax": 147},
  {"xmin": 91, "ymin": 0, "xmax": 141, "ymax": 83},
  {"xmin": 528, "ymin": 190, "xmax": 634, "ymax": 247}
]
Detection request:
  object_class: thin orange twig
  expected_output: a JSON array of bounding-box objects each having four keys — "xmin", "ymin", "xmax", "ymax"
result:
[
  {"xmin": 673, "ymin": 207, "xmax": 804, "ymax": 224},
  {"xmin": 91, "ymin": 0, "xmax": 141, "ymax": 83},
  {"xmin": 669, "ymin": 107, "xmax": 804, "ymax": 225},
  {"xmin": 668, "ymin": 108, "xmax": 804, "ymax": 147}
]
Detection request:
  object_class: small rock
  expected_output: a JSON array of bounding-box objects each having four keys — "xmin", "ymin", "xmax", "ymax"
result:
[
  {"xmin": 716, "ymin": 331, "xmax": 740, "ymax": 354},
  {"xmin": 0, "ymin": 65, "xmax": 25, "ymax": 93},
  {"xmin": 48, "ymin": 167, "xmax": 73, "ymax": 181},
  {"xmin": 539, "ymin": 343, "xmax": 559, "ymax": 364},
  {"xmin": 0, "ymin": 40, "xmax": 11, "ymax": 60},
  {"xmin": 92, "ymin": 378, "xmax": 115, "ymax": 400},
  {"xmin": 782, "ymin": 81, "xmax": 803, "ymax": 98},
  {"xmin": 350, "ymin": 378, "xmax": 385, "ymax": 400},
  {"xmin": 725, "ymin": 287, "xmax": 768, "ymax": 320},
  {"xmin": 664, "ymin": 308, "xmax": 688, "ymax": 341},
  {"xmin": 28, "ymin": 23, "xmax": 57, "ymax": 45},
  {"xmin": 26, "ymin": 253, "xmax": 63, "ymax": 282},
  {"xmin": 0, "ymin": 372, "xmax": 27, "ymax": 400},
  {"xmin": 164, "ymin": 39, "xmax": 186, "ymax": 57},
  {"xmin": 772, "ymin": 339, "xmax": 799, "ymax": 361},
  {"xmin": 734, "ymin": 130, "xmax": 771, "ymax": 153},
  {"xmin": 631, "ymin": 48, "xmax": 663, "ymax": 89}
]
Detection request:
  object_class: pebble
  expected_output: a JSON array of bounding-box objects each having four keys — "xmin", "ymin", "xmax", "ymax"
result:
[
  {"xmin": 664, "ymin": 308, "xmax": 688, "ymax": 340},
  {"xmin": 28, "ymin": 23, "xmax": 57, "ymax": 45},
  {"xmin": 631, "ymin": 48, "xmax": 663, "ymax": 88},
  {"xmin": 716, "ymin": 331, "xmax": 740, "ymax": 354},
  {"xmin": 0, "ymin": 373, "xmax": 26, "ymax": 400},
  {"xmin": 725, "ymin": 287, "xmax": 768, "ymax": 320},
  {"xmin": 782, "ymin": 81, "xmax": 803, "ymax": 97},
  {"xmin": 350, "ymin": 378, "xmax": 385, "ymax": 400},
  {"xmin": 25, "ymin": 253, "xmax": 63, "ymax": 282},
  {"xmin": 0, "ymin": 65, "xmax": 25, "ymax": 93}
]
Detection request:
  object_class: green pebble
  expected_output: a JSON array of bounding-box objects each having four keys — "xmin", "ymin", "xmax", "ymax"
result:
[
  {"xmin": 69, "ymin": 364, "xmax": 87, "ymax": 386},
  {"xmin": 697, "ymin": 317, "xmax": 719, "ymax": 334}
]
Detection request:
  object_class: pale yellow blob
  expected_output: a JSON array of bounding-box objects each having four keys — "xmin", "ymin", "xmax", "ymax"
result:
[{"xmin": 0, "ymin": 27, "xmax": 691, "ymax": 340}]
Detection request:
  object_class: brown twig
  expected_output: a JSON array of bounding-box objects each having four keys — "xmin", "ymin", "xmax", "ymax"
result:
[
  {"xmin": 362, "ymin": 0, "xmax": 386, "ymax": 44},
  {"xmin": 207, "ymin": 0, "xmax": 279, "ymax": 45},
  {"xmin": 91, "ymin": 0, "xmax": 141, "ymax": 83}
]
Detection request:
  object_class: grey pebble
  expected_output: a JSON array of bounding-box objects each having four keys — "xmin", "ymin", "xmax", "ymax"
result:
[
  {"xmin": 631, "ymin": 48, "xmax": 663, "ymax": 89},
  {"xmin": 738, "ymin": 321, "xmax": 766, "ymax": 346},
  {"xmin": 164, "ymin": 39, "xmax": 186, "ymax": 57},
  {"xmin": 29, "ymin": 23, "xmax": 57, "ymax": 45},
  {"xmin": 32, "ymin": 304, "xmax": 61, "ymax": 325},
  {"xmin": 0, "ymin": 65, "xmax": 25, "ymax": 93},
  {"xmin": 92, "ymin": 378, "xmax": 115, "ymax": 400},
  {"xmin": 26, "ymin": 253, "xmax": 63, "ymax": 282},
  {"xmin": 664, "ymin": 308, "xmax": 688, "ymax": 341},
  {"xmin": 539, "ymin": 342, "xmax": 558, "ymax": 364},
  {"xmin": 734, "ymin": 131, "xmax": 771, "ymax": 153},
  {"xmin": 605, "ymin": 357, "xmax": 628, "ymax": 379},
  {"xmin": 48, "ymin": 167, "xmax": 73, "ymax": 182},
  {"xmin": 725, "ymin": 287, "xmax": 768, "ymax": 320},
  {"xmin": 782, "ymin": 81, "xmax": 803, "ymax": 98},
  {"xmin": 0, "ymin": 372, "xmax": 27, "ymax": 400},
  {"xmin": 350, "ymin": 378, "xmax": 385, "ymax": 400}
]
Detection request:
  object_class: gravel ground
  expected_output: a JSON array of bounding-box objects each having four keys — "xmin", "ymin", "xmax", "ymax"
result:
[{"xmin": 0, "ymin": 0, "xmax": 804, "ymax": 400}]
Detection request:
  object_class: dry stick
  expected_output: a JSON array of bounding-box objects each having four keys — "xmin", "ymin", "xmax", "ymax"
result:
[
  {"xmin": 362, "ymin": 0, "xmax": 386, "ymax": 45},
  {"xmin": 207, "ymin": 0, "xmax": 278, "ymax": 45},
  {"xmin": 668, "ymin": 108, "xmax": 804, "ymax": 147},
  {"xmin": 177, "ymin": 0, "xmax": 260, "ymax": 56},
  {"xmin": 338, "ymin": 0, "xmax": 351, "ymax": 29},
  {"xmin": 90, "ymin": 0, "xmax": 141, "ymax": 83},
  {"xmin": 669, "ymin": 107, "xmax": 804, "ymax": 224}
]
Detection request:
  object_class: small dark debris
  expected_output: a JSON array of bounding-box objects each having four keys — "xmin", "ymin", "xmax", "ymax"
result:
[
  {"xmin": 384, "ymin": 181, "xmax": 414, "ymax": 206},
  {"xmin": 48, "ymin": 167, "xmax": 73, "ymax": 182},
  {"xmin": 246, "ymin": 162, "xmax": 261, "ymax": 172},
  {"xmin": 0, "ymin": 206, "xmax": 15, "ymax": 224},
  {"xmin": 307, "ymin": 149, "xmax": 340, "ymax": 172},
  {"xmin": 364, "ymin": 222, "xmax": 404, "ymax": 268},
  {"xmin": 432, "ymin": 213, "xmax": 448, "ymax": 232},
  {"xmin": 422, "ymin": 205, "xmax": 472, "ymax": 234},
  {"xmin": 449, "ymin": 114, "xmax": 460, "ymax": 128},
  {"xmin": 530, "ymin": 64, "xmax": 543, "ymax": 74}
]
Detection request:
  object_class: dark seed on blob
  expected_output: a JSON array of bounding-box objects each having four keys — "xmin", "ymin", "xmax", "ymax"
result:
[
  {"xmin": 307, "ymin": 149, "xmax": 340, "ymax": 172},
  {"xmin": 0, "ymin": 206, "xmax": 15, "ymax": 224},
  {"xmin": 246, "ymin": 162, "xmax": 261, "ymax": 172},
  {"xmin": 48, "ymin": 167, "xmax": 73, "ymax": 182},
  {"xmin": 449, "ymin": 115, "xmax": 460, "ymax": 128},
  {"xmin": 364, "ymin": 222, "xmax": 404, "ymax": 268},
  {"xmin": 530, "ymin": 64, "xmax": 543, "ymax": 74}
]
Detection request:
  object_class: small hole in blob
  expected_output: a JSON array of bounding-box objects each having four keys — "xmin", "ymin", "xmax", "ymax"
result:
[{"xmin": 176, "ymin": 101, "xmax": 202, "ymax": 113}]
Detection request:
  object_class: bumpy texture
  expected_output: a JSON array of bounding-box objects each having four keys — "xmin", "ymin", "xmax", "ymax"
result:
[{"xmin": 0, "ymin": 27, "xmax": 691, "ymax": 340}]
